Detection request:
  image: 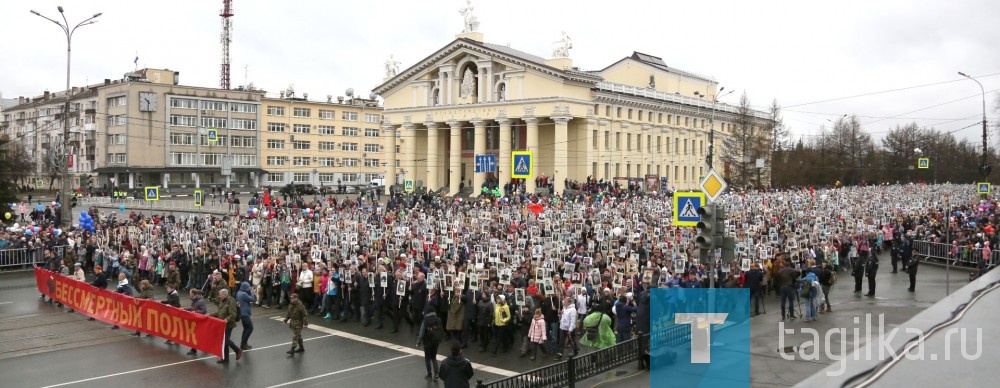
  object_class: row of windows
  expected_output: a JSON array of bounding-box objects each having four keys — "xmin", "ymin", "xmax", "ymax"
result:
[
  {"xmin": 107, "ymin": 114, "xmax": 127, "ymax": 126},
  {"xmin": 265, "ymin": 156, "xmax": 385, "ymax": 168},
  {"xmin": 107, "ymin": 96, "xmax": 126, "ymax": 108},
  {"xmin": 264, "ymin": 106, "xmax": 379, "ymax": 123},
  {"xmin": 265, "ymin": 172, "xmax": 376, "ymax": 184},
  {"xmin": 590, "ymin": 162, "xmax": 704, "ymax": 182},
  {"xmin": 596, "ymin": 104, "xmax": 735, "ymax": 132},
  {"xmin": 264, "ymin": 123, "xmax": 378, "ymax": 137},
  {"xmin": 591, "ymin": 130, "xmax": 705, "ymax": 155},
  {"xmin": 169, "ymin": 115, "xmax": 257, "ymax": 130},
  {"xmin": 169, "ymin": 99, "xmax": 258, "ymax": 113},
  {"xmin": 170, "ymin": 152, "xmax": 256, "ymax": 166},
  {"xmin": 170, "ymin": 133, "xmax": 256, "ymax": 147},
  {"xmin": 106, "ymin": 153, "xmax": 127, "ymax": 164}
]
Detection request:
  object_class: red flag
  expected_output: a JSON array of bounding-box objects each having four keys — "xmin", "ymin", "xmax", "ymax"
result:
[{"xmin": 527, "ymin": 203, "xmax": 544, "ymax": 216}]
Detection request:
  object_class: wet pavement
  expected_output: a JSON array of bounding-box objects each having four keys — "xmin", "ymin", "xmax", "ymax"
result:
[{"xmin": 0, "ymin": 254, "xmax": 972, "ymax": 388}]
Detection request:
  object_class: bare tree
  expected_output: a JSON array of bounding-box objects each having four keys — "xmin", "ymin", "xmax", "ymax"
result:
[{"xmin": 721, "ymin": 92, "xmax": 771, "ymax": 187}]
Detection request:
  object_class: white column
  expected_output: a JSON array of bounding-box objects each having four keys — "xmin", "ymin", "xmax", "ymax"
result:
[
  {"xmin": 427, "ymin": 124, "xmax": 440, "ymax": 191},
  {"xmin": 446, "ymin": 72, "xmax": 453, "ymax": 105},
  {"xmin": 486, "ymin": 68, "xmax": 493, "ymax": 101},
  {"xmin": 525, "ymin": 117, "xmax": 538, "ymax": 193},
  {"xmin": 383, "ymin": 124, "xmax": 397, "ymax": 195},
  {"xmin": 472, "ymin": 120, "xmax": 486, "ymax": 194},
  {"xmin": 438, "ymin": 71, "xmax": 445, "ymax": 105},
  {"xmin": 477, "ymin": 68, "xmax": 486, "ymax": 103},
  {"xmin": 448, "ymin": 120, "xmax": 462, "ymax": 195},
  {"xmin": 553, "ymin": 116, "xmax": 570, "ymax": 194},
  {"xmin": 406, "ymin": 124, "xmax": 417, "ymax": 188},
  {"xmin": 498, "ymin": 118, "xmax": 512, "ymax": 189}
]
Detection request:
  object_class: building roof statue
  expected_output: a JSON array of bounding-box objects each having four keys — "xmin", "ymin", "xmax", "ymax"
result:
[
  {"xmin": 552, "ymin": 31, "xmax": 572, "ymax": 58},
  {"xmin": 459, "ymin": 0, "xmax": 479, "ymax": 33},
  {"xmin": 385, "ymin": 55, "xmax": 401, "ymax": 78}
]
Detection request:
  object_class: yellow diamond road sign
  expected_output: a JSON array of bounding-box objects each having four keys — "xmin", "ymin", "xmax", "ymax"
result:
[{"xmin": 699, "ymin": 169, "xmax": 727, "ymax": 203}]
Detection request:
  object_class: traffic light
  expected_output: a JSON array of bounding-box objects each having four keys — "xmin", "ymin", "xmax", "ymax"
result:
[
  {"xmin": 70, "ymin": 195, "xmax": 78, "ymax": 208},
  {"xmin": 721, "ymin": 236, "xmax": 736, "ymax": 265},
  {"xmin": 696, "ymin": 205, "xmax": 718, "ymax": 252}
]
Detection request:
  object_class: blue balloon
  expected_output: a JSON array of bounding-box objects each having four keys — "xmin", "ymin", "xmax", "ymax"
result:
[
  {"xmin": 302, "ymin": 209, "xmax": 309, "ymax": 215},
  {"xmin": 24, "ymin": 229, "xmax": 32, "ymax": 235},
  {"xmin": 119, "ymin": 205, "xmax": 125, "ymax": 212},
  {"xmin": 80, "ymin": 211, "xmax": 88, "ymax": 218}
]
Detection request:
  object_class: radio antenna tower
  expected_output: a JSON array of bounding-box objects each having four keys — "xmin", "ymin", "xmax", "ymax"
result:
[{"xmin": 220, "ymin": 0, "xmax": 233, "ymax": 89}]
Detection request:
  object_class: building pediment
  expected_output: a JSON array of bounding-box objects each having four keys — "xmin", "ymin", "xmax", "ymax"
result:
[{"xmin": 373, "ymin": 38, "xmax": 601, "ymax": 97}]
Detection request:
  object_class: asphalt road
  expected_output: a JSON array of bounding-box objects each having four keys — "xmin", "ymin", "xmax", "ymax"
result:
[{"xmin": 0, "ymin": 253, "xmax": 973, "ymax": 388}]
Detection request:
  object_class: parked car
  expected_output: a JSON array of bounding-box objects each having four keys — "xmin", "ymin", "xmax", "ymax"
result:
[{"xmin": 280, "ymin": 183, "xmax": 317, "ymax": 196}]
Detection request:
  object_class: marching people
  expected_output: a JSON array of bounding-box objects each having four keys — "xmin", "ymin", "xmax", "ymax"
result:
[
  {"xmin": 161, "ymin": 283, "xmax": 181, "ymax": 343},
  {"xmin": 422, "ymin": 312, "xmax": 443, "ymax": 380},
  {"xmin": 28, "ymin": 181, "xmax": 1000, "ymax": 377},
  {"xmin": 554, "ymin": 296, "xmax": 578, "ymax": 360},
  {"xmin": 236, "ymin": 281, "xmax": 257, "ymax": 350},
  {"xmin": 185, "ymin": 289, "xmax": 208, "ymax": 356},
  {"xmin": 133, "ymin": 279, "xmax": 155, "ymax": 337},
  {"xmin": 438, "ymin": 342, "xmax": 474, "ymax": 388},
  {"xmin": 284, "ymin": 293, "xmax": 308, "ymax": 355},
  {"xmin": 112, "ymin": 273, "xmax": 133, "ymax": 329},
  {"xmin": 210, "ymin": 289, "xmax": 243, "ymax": 363}
]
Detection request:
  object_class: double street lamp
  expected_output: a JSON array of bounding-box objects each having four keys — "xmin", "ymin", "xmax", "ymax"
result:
[
  {"xmin": 30, "ymin": 6, "xmax": 102, "ymax": 226},
  {"xmin": 958, "ymin": 71, "xmax": 989, "ymax": 180}
]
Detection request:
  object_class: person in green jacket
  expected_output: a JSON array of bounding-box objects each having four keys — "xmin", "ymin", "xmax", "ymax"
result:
[
  {"xmin": 284, "ymin": 293, "xmax": 308, "ymax": 355},
  {"xmin": 133, "ymin": 279, "xmax": 155, "ymax": 337},
  {"xmin": 579, "ymin": 311, "xmax": 615, "ymax": 350},
  {"xmin": 210, "ymin": 288, "xmax": 243, "ymax": 363}
]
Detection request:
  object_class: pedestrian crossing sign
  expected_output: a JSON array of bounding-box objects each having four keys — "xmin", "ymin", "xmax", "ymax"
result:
[
  {"xmin": 194, "ymin": 189, "xmax": 202, "ymax": 207},
  {"xmin": 978, "ymin": 182, "xmax": 990, "ymax": 194},
  {"xmin": 404, "ymin": 179, "xmax": 414, "ymax": 193},
  {"xmin": 918, "ymin": 158, "xmax": 929, "ymax": 169},
  {"xmin": 144, "ymin": 186, "xmax": 159, "ymax": 201},
  {"xmin": 35, "ymin": 178, "xmax": 43, "ymax": 188},
  {"xmin": 673, "ymin": 192, "xmax": 706, "ymax": 227},
  {"xmin": 207, "ymin": 128, "xmax": 218, "ymax": 143},
  {"xmin": 511, "ymin": 151, "xmax": 533, "ymax": 179}
]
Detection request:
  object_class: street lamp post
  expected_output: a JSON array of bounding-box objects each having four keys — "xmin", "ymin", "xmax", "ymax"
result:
[
  {"xmin": 707, "ymin": 87, "xmax": 735, "ymax": 171},
  {"xmin": 958, "ymin": 71, "xmax": 990, "ymax": 180},
  {"xmin": 31, "ymin": 6, "xmax": 102, "ymax": 226}
]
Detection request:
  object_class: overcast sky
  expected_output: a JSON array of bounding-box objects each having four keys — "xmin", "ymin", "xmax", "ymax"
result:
[{"xmin": 3, "ymin": 0, "xmax": 998, "ymax": 145}]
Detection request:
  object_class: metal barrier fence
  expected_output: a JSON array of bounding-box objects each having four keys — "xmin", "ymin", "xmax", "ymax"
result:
[
  {"xmin": 0, "ymin": 246, "xmax": 67, "ymax": 269},
  {"xmin": 913, "ymin": 240, "xmax": 1000, "ymax": 267},
  {"xmin": 79, "ymin": 197, "xmax": 230, "ymax": 214},
  {"xmin": 476, "ymin": 323, "xmax": 692, "ymax": 388}
]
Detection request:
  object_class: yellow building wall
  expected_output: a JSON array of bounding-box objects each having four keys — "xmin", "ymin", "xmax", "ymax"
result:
[{"xmin": 600, "ymin": 59, "xmax": 718, "ymax": 98}]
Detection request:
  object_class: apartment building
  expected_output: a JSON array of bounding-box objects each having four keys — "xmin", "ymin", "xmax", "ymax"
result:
[
  {"xmin": 95, "ymin": 68, "xmax": 265, "ymax": 190},
  {"xmin": 260, "ymin": 91, "xmax": 393, "ymax": 188}
]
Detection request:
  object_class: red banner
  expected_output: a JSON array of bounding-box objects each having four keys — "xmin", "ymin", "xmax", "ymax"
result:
[{"xmin": 35, "ymin": 269, "xmax": 226, "ymax": 358}]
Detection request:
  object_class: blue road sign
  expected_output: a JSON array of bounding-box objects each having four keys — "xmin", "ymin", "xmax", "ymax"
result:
[
  {"xmin": 511, "ymin": 151, "xmax": 533, "ymax": 179},
  {"xmin": 978, "ymin": 182, "xmax": 991, "ymax": 194},
  {"xmin": 475, "ymin": 154, "xmax": 497, "ymax": 173},
  {"xmin": 660, "ymin": 176, "xmax": 669, "ymax": 192},
  {"xmin": 673, "ymin": 192, "xmax": 706, "ymax": 227},
  {"xmin": 404, "ymin": 179, "xmax": 415, "ymax": 193},
  {"xmin": 918, "ymin": 158, "xmax": 929, "ymax": 169},
  {"xmin": 207, "ymin": 128, "xmax": 218, "ymax": 143},
  {"xmin": 144, "ymin": 186, "xmax": 159, "ymax": 201}
]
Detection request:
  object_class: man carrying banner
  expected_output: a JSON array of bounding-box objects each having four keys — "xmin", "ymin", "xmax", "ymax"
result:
[{"xmin": 210, "ymin": 289, "xmax": 243, "ymax": 363}]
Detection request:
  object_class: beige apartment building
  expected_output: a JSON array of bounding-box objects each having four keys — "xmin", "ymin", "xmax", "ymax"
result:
[
  {"xmin": 259, "ymin": 92, "xmax": 391, "ymax": 188},
  {"xmin": 95, "ymin": 68, "xmax": 265, "ymax": 191},
  {"xmin": 374, "ymin": 29, "xmax": 772, "ymax": 195},
  {"xmin": 1, "ymin": 86, "xmax": 100, "ymax": 190}
]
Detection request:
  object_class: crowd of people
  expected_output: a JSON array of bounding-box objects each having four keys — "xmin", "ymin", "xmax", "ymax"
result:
[{"xmin": 12, "ymin": 181, "xmax": 999, "ymax": 386}]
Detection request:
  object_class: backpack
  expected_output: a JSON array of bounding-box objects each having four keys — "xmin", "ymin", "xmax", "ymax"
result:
[
  {"xmin": 799, "ymin": 279, "xmax": 813, "ymax": 298},
  {"xmin": 585, "ymin": 314, "xmax": 603, "ymax": 342}
]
